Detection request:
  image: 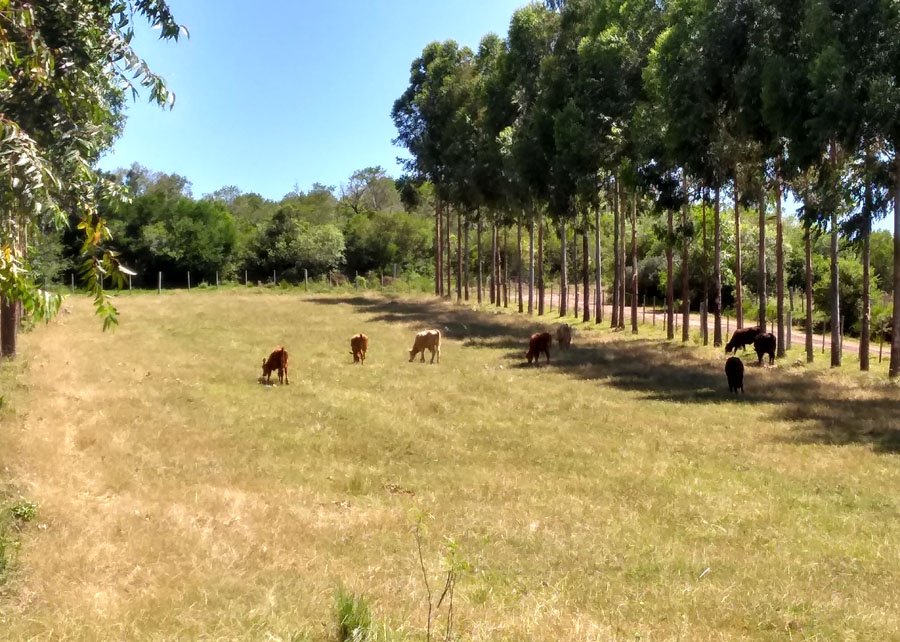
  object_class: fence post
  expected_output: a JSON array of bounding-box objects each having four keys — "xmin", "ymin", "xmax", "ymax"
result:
[
  {"xmin": 245, "ymin": 270, "xmax": 248, "ymax": 286},
  {"xmin": 128, "ymin": 275, "xmax": 132, "ymax": 292},
  {"xmin": 727, "ymin": 314, "xmax": 730, "ymax": 335},
  {"xmin": 216, "ymin": 271, "xmax": 219, "ymax": 287},
  {"xmin": 70, "ymin": 273, "xmax": 75, "ymax": 293},
  {"xmin": 304, "ymin": 268, "xmax": 309, "ymax": 291},
  {"xmin": 187, "ymin": 271, "xmax": 191, "ymax": 290},
  {"xmin": 822, "ymin": 323, "xmax": 826, "ymax": 353},
  {"xmin": 550, "ymin": 285, "xmax": 554, "ymax": 313},
  {"xmin": 158, "ymin": 271, "xmax": 162, "ymax": 294},
  {"xmin": 652, "ymin": 297, "xmax": 657, "ymax": 326},
  {"xmin": 273, "ymin": 270, "xmax": 277, "ymax": 285},
  {"xmin": 393, "ymin": 263, "xmax": 398, "ymax": 280}
]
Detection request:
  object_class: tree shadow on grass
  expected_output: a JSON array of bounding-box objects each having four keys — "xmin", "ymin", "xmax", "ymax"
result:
[{"xmin": 308, "ymin": 295, "xmax": 900, "ymax": 453}]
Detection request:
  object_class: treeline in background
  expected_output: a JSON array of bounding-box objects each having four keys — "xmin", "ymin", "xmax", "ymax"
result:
[{"xmin": 27, "ymin": 160, "xmax": 896, "ymax": 348}]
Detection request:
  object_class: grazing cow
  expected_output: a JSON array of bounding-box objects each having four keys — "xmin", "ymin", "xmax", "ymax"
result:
[
  {"xmin": 350, "ymin": 333, "xmax": 369, "ymax": 364},
  {"xmin": 261, "ymin": 346, "xmax": 289, "ymax": 385},
  {"xmin": 753, "ymin": 332, "xmax": 776, "ymax": 365},
  {"xmin": 725, "ymin": 356, "xmax": 744, "ymax": 393},
  {"xmin": 556, "ymin": 323, "xmax": 572, "ymax": 350},
  {"xmin": 725, "ymin": 326, "xmax": 763, "ymax": 355},
  {"xmin": 409, "ymin": 329, "xmax": 441, "ymax": 364},
  {"xmin": 526, "ymin": 332, "xmax": 552, "ymax": 365}
]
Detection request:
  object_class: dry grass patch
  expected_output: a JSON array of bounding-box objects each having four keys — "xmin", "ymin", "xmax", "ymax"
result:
[{"xmin": 0, "ymin": 289, "xmax": 899, "ymax": 640}]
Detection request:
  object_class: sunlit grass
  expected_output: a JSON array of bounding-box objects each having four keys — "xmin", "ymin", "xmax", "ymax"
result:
[{"xmin": 1, "ymin": 289, "xmax": 899, "ymax": 640}]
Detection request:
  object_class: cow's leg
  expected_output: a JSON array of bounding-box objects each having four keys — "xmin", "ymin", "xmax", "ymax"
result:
[{"xmin": 284, "ymin": 365, "xmax": 289, "ymax": 385}]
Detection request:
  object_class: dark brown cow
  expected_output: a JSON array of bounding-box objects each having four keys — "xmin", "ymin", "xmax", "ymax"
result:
[
  {"xmin": 753, "ymin": 332, "xmax": 776, "ymax": 365},
  {"xmin": 725, "ymin": 356, "xmax": 744, "ymax": 393},
  {"xmin": 725, "ymin": 326, "xmax": 763, "ymax": 355},
  {"xmin": 526, "ymin": 332, "xmax": 552, "ymax": 365},
  {"xmin": 350, "ymin": 333, "xmax": 369, "ymax": 364},
  {"xmin": 261, "ymin": 346, "xmax": 289, "ymax": 385}
]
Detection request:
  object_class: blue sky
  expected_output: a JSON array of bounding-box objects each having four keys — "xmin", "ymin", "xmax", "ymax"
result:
[{"xmin": 99, "ymin": 0, "xmax": 527, "ymax": 200}]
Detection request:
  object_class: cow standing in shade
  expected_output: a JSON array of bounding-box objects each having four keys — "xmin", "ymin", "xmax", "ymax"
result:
[
  {"xmin": 409, "ymin": 329, "xmax": 441, "ymax": 364},
  {"xmin": 556, "ymin": 323, "xmax": 572, "ymax": 350},
  {"xmin": 261, "ymin": 346, "xmax": 289, "ymax": 385},
  {"xmin": 725, "ymin": 326, "xmax": 763, "ymax": 355},
  {"xmin": 350, "ymin": 333, "xmax": 369, "ymax": 364},
  {"xmin": 753, "ymin": 332, "xmax": 776, "ymax": 365},
  {"xmin": 526, "ymin": 332, "xmax": 552, "ymax": 365},
  {"xmin": 725, "ymin": 356, "xmax": 744, "ymax": 393}
]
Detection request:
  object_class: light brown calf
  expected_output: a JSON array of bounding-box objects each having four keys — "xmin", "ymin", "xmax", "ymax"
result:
[{"xmin": 409, "ymin": 329, "xmax": 441, "ymax": 364}]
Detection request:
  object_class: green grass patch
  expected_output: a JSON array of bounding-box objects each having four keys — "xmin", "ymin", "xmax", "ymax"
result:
[{"xmin": 0, "ymin": 290, "xmax": 898, "ymax": 640}]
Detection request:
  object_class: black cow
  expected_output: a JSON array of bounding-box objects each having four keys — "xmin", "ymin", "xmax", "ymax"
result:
[
  {"xmin": 753, "ymin": 332, "xmax": 776, "ymax": 365},
  {"xmin": 725, "ymin": 356, "xmax": 744, "ymax": 394},
  {"xmin": 725, "ymin": 326, "xmax": 763, "ymax": 355}
]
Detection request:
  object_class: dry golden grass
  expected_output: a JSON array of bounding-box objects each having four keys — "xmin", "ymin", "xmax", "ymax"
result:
[{"xmin": 1, "ymin": 289, "xmax": 899, "ymax": 640}]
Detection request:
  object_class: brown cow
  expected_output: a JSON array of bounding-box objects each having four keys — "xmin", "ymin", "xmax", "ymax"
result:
[
  {"xmin": 526, "ymin": 332, "xmax": 552, "ymax": 365},
  {"xmin": 556, "ymin": 323, "xmax": 572, "ymax": 350},
  {"xmin": 409, "ymin": 329, "xmax": 441, "ymax": 364},
  {"xmin": 261, "ymin": 346, "xmax": 289, "ymax": 384},
  {"xmin": 725, "ymin": 326, "xmax": 763, "ymax": 355},
  {"xmin": 350, "ymin": 333, "xmax": 369, "ymax": 364}
]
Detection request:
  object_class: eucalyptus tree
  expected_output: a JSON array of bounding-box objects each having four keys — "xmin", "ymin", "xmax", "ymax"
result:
[
  {"xmin": 504, "ymin": 3, "xmax": 560, "ymax": 315},
  {"xmin": 393, "ymin": 40, "xmax": 477, "ymax": 299},
  {"xmin": 856, "ymin": 0, "xmax": 900, "ymax": 377},
  {"xmin": 0, "ymin": 0, "xmax": 184, "ymax": 357},
  {"xmin": 798, "ymin": 0, "xmax": 866, "ymax": 367}
]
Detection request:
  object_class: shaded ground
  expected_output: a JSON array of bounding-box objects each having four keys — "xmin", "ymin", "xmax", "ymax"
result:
[{"xmin": 310, "ymin": 294, "xmax": 900, "ymax": 453}]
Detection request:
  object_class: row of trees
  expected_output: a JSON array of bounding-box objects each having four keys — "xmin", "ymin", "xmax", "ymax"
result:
[
  {"xmin": 24, "ymin": 160, "xmax": 893, "ymax": 347},
  {"xmin": 391, "ymin": 0, "xmax": 900, "ymax": 376}
]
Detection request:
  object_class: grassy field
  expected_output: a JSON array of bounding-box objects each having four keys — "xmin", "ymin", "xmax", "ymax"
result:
[{"xmin": 1, "ymin": 289, "xmax": 899, "ymax": 640}]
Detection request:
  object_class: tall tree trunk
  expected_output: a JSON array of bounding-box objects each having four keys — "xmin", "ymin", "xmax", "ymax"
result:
[
  {"xmin": 0, "ymin": 294, "xmax": 17, "ymax": 358},
  {"xmin": 446, "ymin": 205, "xmax": 452, "ymax": 299},
  {"xmin": 503, "ymin": 227, "xmax": 509, "ymax": 308},
  {"xmin": 666, "ymin": 206, "xmax": 675, "ymax": 340},
  {"xmin": 595, "ymin": 203, "xmax": 602, "ymax": 324},
  {"xmin": 631, "ymin": 194, "xmax": 638, "ymax": 334},
  {"xmin": 538, "ymin": 212, "xmax": 545, "ymax": 315},
  {"xmin": 702, "ymin": 189, "xmax": 709, "ymax": 345},
  {"xmin": 861, "ymin": 149, "xmax": 873, "ymax": 371},
  {"xmin": 734, "ymin": 174, "xmax": 743, "ymax": 328},
  {"xmin": 611, "ymin": 179, "xmax": 620, "ymax": 328},
  {"xmin": 891, "ymin": 153, "xmax": 900, "ymax": 378},
  {"xmin": 681, "ymin": 181, "xmax": 690, "ymax": 342},
  {"xmin": 618, "ymin": 188, "xmax": 626, "ymax": 329},
  {"xmin": 758, "ymin": 181, "xmax": 767, "ymax": 330},
  {"xmin": 456, "ymin": 210, "xmax": 463, "ymax": 302},
  {"xmin": 830, "ymin": 207, "xmax": 841, "ymax": 367},
  {"xmin": 559, "ymin": 218, "xmax": 568, "ymax": 316},
  {"xmin": 528, "ymin": 212, "xmax": 535, "ymax": 314},
  {"xmin": 517, "ymin": 215, "xmax": 524, "ymax": 313},
  {"xmin": 583, "ymin": 227, "xmax": 591, "ymax": 323},
  {"xmin": 435, "ymin": 202, "xmax": 442, "ymax": 296},
  {"xmin": 775, "ymin": 170, "xmax": 785, "ymax": 358},
  {"xmin": 464, "ymin": 218, "xmax": 470, "ymax": 302},
  {"xmin": 476, "ymin": 215, "xmax": 483, "ymax": 305},
  {"xmin": 573, "ymin": 225, "xmax": 579, "ymax": 318},
  {"xmin": 805, "ymin": 224, "xmax": 814, "ymax": 363},
  {"xmin": 490, "ymin": 224, "xmax": 497, "ymax": 305},
  {"xmin": 714, "ymin": 186, "xmax": 723, "ymax": 346}
]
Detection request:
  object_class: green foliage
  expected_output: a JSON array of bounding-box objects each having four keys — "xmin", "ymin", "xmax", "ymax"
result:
[
  {"xmin": 0, "ymin": 1, "xmax": 184, "ymax": 333},
  {"xmin": 9, "ymin": 499, "xmax": 37, "ymax": 523}
]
